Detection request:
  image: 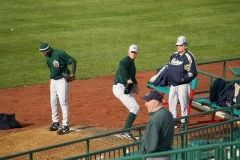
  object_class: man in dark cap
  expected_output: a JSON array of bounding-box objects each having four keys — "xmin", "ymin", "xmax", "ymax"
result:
[
  {"xmin": 39, "ymin": 42, "xmax": 77, "ymax": 135},
  {"xmin": 141, "ymin": 90, "xmax": 175, "ymax": 160}
]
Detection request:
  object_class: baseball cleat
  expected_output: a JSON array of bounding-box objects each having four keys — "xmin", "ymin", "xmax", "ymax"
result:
[
  {"xmin": 57, "ymin": 125, "xmax": 70, "ymax": 135},
  {"xmin": 116, "ymin": 132, "xmax": 137, "ymax": 141},
  {"xmin": 48, "ymin": 122, "xmax": 59, "ymax": 131}
]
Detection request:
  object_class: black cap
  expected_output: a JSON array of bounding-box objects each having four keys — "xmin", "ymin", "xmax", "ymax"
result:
[{"xmin": 142, "ymin": 90, "xmax": 163, "ymax": 102}]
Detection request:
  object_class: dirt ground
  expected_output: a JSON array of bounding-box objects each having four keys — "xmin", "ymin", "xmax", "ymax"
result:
[
  {"xmin": 0, "ymin": 60, "xmax": 240, "ymax": 157},
  {"xmin": 0, "ymin": 71, "xmax": 157, "ymax": 157},
  {"xmin": 0, "ymin": 71, "xmax": 202, "ymax": 157},
  {"xmin": 0, "ymin": 62, "xmax": 239, "ymax": 157},
  {"xmin": 0, "ymin": 71, "xmax": 156, "ymax": 132}
]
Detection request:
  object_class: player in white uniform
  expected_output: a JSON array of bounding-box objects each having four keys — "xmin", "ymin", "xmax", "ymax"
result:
[
  {"xmin": 113, "ymin": 44, "xmax": 140, "ymax": 140},
  {"xmin": 39, "ymin": 42, "xmax": 76, "ymax": 135}
]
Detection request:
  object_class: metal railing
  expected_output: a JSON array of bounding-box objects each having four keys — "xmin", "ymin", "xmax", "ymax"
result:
[
  {"xmin": 0, "ymin": 126, "xmax": 145, "ymax": 160},
  {"xmin": 198, "ymin": 57, "xmax": 240, "ymax": 79},
  {"xmin": 196, "ymin": 58, "xmax": 240, "ymax": 94},
  {"xmin": 64, "ymin": 142, "xmax": 141, "ymax": 160},
  {"xmin": 1, "ymin": 106, "xmax": 240, "ymax": 160},
  {"xmin": 64, "ymin": 117, "xmax": 240, "ymax": 160},
  {"xmin": 118, "ymin": 140, "xmax": 240, "ymax": 160}
]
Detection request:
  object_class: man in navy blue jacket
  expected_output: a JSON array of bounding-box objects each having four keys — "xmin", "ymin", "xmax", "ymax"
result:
[{"xmin": 168, "ymin": 36, "xmax": 197, "ymax": 126}]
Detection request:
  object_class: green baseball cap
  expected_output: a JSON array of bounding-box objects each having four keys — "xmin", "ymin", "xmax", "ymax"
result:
[{"xmin": 39, "ymin": 42, "xmax": 50, "ymax": 52}]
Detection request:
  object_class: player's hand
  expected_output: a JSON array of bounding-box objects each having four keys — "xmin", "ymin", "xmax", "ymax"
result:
[
  {"xmin": 127, "ymin": 79, "xmax": 133, "ymax": 84},
  {"xmin": 70, "ymin": 74, "xmax": 75, "ymax": 81},
  {"xmin": 62, "ymin": 73, "xmax": 75, "ymax": 82}
]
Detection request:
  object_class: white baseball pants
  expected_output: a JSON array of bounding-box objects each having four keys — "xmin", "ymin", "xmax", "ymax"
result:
[
  {"xmin": 50, "ymin": 78, "xmax": 70, "ymax": 126},
  {"xmin": 168, "ymin": 83, "xmax": 190, "ymax": 120},
  {"xmin": 112, "ymin": 83, "xmax": 140, "ymax": 115}
]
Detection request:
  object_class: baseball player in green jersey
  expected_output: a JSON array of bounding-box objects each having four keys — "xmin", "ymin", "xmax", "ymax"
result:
[
  {"xmin": 113, "ymin": 44, "xmax": 140, "ymax": 140},
  {"xmin": 39, "ymin": 42, "xmax": 77, "ymax": 135},
  {"xmin": 141, "ymin": 90, "xmax": 174, "ymax": 160}
]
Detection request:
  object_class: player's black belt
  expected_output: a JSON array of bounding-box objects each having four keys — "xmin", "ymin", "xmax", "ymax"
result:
[
  {"xmin": 52, "ymin": 76, "xmax": 63, "ymax": 80},
  {"xmin": 114, "ymin": 82, "xmax": 125, "ymax": 85}
]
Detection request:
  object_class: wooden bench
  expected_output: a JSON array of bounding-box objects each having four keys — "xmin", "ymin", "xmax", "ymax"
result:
[{"xmin": 147, "ymin": 78, "xmax": 199, "ymax": 114}]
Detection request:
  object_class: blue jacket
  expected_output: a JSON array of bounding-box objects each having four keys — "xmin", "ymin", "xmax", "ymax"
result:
[
  {"xmin": 152, "ymin": 65, "xmax": 170, "ymax": 87},
  {"xmin": 168, "ymin": 50, "xmax": 197, "ymax": 86}
]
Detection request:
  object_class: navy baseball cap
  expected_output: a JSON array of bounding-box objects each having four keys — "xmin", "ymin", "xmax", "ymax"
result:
[
  {"xmin": 39, "ymin": 42, "xmax": 50, "ymax": 52},
  {"xmin": 142, "ymin": 90, "xmax": 163, "ymax": 102}
]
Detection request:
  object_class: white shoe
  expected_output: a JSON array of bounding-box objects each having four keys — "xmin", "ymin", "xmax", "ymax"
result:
[{"xmin": 116, "ymin": 132, "xmax": 137, "ymax": 141}]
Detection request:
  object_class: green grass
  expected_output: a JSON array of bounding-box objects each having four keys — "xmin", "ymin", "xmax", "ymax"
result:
[{"xmin": 0, "ymin": 0, "xmax": 239, "ymax": 88}]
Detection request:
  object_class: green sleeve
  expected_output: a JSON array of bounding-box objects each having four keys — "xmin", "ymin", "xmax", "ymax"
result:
[
  {"xmin": 61, "ymin": 52, "xmax": 77, "ymax": 75},
  {"xmin": 68, "ymin": 56, "xmax": 77, "ymax": 75},
  {"xmin": 141, "ymin": 120, "xmax": 160, "ymax": 153},
  {"xmin": 71, "ymin": 59, "xmax": 77, "ymax": 75}
]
